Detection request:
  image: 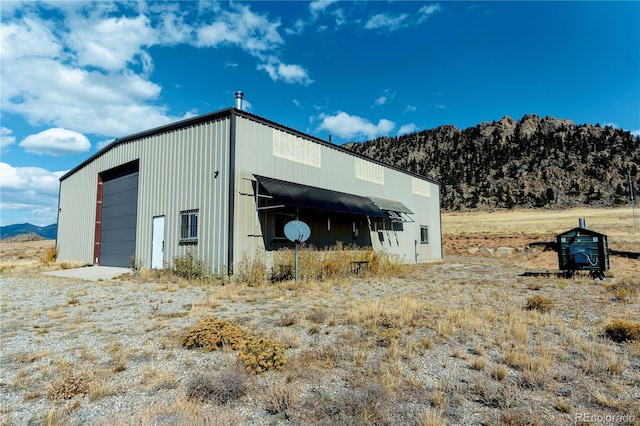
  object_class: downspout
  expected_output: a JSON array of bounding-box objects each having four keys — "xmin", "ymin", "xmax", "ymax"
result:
[
  {"xmin": 227, "ymin": 110, "xmax": 236, "ymax": 275},
  {"xmin": 54, "ymin": 180, "xmax": 62, "ymax": 259},
  {"xmin": 438, "ymin": 182, "xmax": 443, "ymax": 261}
]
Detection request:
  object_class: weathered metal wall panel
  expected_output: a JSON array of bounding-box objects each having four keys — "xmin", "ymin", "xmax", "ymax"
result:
[
  {"xmin": 232, "ymin": 115, "xmax": 441, "ymax": 265},
  {"xmin": 57, "ymin": 169, "xmax": 100, "ymax": 264},
  {"xmin": 57, "ymin": 117, "xmax": 232, "ymax": 273}
]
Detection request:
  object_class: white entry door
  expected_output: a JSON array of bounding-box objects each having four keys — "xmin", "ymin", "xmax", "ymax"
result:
[{"xmin": 151, "ymin": 216, "xmax": 165, "ymax": 269}]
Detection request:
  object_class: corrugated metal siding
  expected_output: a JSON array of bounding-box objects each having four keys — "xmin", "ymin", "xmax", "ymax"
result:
[
  {"xmin": 232, "ymin": 115, "xmax": 442, "ymax": 264},
  {"xmin": 57, "ymin": 117, "xmax": 232, "ymax": 273},
  {"xmin": 556, "ymin": 228, "xmax": 609, "ymax": 272},
  {"xmin": 57, "ymin": 170, "xmax": 99, "ymax": 264}
]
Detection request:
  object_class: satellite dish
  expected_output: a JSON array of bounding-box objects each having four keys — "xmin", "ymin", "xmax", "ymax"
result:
[{"xmin": 284, "ymin": 220, "xmax": 311, "ymax": 243}]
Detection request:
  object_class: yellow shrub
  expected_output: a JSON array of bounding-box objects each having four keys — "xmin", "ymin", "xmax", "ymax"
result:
[
  {"xmin": 238, "ymin": 337, "xmax": 287, "ymax": 374},
  {"xmin": 182, "ymin": 317, "xmax": 248, "ymax": 351}
]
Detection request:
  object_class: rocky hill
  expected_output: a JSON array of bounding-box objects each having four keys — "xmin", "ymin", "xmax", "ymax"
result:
[
  {"xmin": 345, "ymin": 115, "xmax": 639, "ymax": 210},
  {"xmin": 0, "ymin": 223, "xmax": 57, "ymax": 241}
]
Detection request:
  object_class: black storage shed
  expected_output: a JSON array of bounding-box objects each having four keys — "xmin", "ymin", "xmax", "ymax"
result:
[{"xmin": 556, "ymin": 225, "xmax": 609, "ymax": 279}]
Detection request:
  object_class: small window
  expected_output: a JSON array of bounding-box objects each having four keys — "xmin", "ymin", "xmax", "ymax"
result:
[
  {"xmin": 180, "ymin": 210, "xmax": 198, "ymax": 243},
  {"xmin": 274, "ymin": 213, "xmax": 295, "ymax": 239},
  {"xmin": 420, "ymin": 226, "xmax": 429, "ymax": 244}
]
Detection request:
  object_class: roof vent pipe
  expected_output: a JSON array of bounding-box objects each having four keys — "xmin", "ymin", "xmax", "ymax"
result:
[
  {"xmin": 234, "ymin": 91, "xmax": 244, "ymax": 110},
  {"xmin": 579, "ymin": 218, "xmax": 586, "ymax": 228}
]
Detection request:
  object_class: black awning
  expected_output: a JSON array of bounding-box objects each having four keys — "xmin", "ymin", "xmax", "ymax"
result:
[
  {"xmin": 368, "ymin": 196, "xmax": 414, "ymax": 222},
  {"xmin": 367, "ymin": 196, "xmax": 413, "ymax": 214},
  {"xmin": 254, "ymin": 175, "xmax": 387, "ymax": 218}
]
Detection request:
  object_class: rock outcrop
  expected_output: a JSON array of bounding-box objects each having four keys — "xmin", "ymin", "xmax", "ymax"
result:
[{"xmin": 344, "ymin": 114, "xmax": 639, "ymax": 211}]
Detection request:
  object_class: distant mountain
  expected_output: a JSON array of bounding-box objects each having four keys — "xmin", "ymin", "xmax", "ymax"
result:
[
  {"xmin": 344, "ymin": 114, "xmax": 640, "ymax": 211},
  {"xmin": 0, "ymin": 223, "xmax": 57, "ymax": 240}
]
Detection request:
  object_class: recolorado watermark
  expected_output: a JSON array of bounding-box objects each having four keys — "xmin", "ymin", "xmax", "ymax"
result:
[{"xmin": 575, "ymin": 412, "xmax": 635, "ymax": 424}]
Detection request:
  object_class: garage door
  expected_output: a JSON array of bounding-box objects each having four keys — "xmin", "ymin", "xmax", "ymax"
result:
[{"xmin": 99, "ymin": 166, "xmax": 139, "ymax": 267}]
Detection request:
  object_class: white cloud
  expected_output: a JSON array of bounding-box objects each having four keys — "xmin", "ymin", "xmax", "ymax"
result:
[
  {"xmin": 0, "ymin": 17, "xmax": 63, "ymax": 60},
  {"xmin": 366, "ymin": 4, "xmax": 441, "ymax": 31},
  {"xmin": 0, "ymin": 162, "xmax": 66, "ymax": 225},
  {"xmin": 0, "ymin": 162, "xmax": 64, "ymax": 192},
  {"xmin": 404, "ymin": 105, "xmax": 418, "ymax": 113},
  {"xmin": 285, "ymin": 19, "xmax": 306, "ymax": 35},
  {"xmin": 333, "ymin": 9, "xmax": 347, "ymax": 27},
  {"xmin": 398, "ymin": 123, "xmax": 418, "ymax": 136},
  {"xmin": 466, "ymin": 4, "xmax": 492, "ymax": 16},
  {"xmin": 0, "ymin": 7, "xmax": 189, "ymax": 138},
  {"xmin": 316, "ymin": 112, "xmax": 395, "ymax": 140},
  {"xmin": 240, "ymin": 99, "xmax": 253, "ymax": 111},
  {"xmin": 193, "ymin": 4, "xmax": 315, "ymax": 84},
  {"xmin": 418, "ymin": 4, "xmax": 442, "ymax": 22},
  {"xmin": 0, "ymin": 2, "xmax": 312, "ymax": 148},
  {"xmin": 435, "ymin": 104, "xmax": 447, "ymax": 110},
  {"xmin": 66, "ymin": 14, "xmax": 156, "ymax": 73},
  {"xmin": 19, "ymin": 128, "xmax": 91, "ymax": 156},
  {"xmin": 258, "ymin": 61, "xmax": 313, "ymax": 85},
  {"xmin": 373, "ymin": 89, "xmax": 396, "ymax": 107},
  {"xmin": 309, "ymin": 0, "xmax": 339, "ymax": 18},
  {"xmin": 196, "ymin": 4, "xmax": 283, "ymax": 54},
  {"xmin": 1, "ymin": 127, "xmax": 16, "ymax": 153},
  {"xmin": 365, "ymin": 13, "xmax": 409, "ymax": 31},
  {"xmin": 631, "ymin": 129, "xmax": 640, "ymax": 137},
  {"xmin": 375, "ymin": 96, "xmax": 388, "ymax": 106},
  {"xmin": 96, "ymin": 138, "xmax": 115, "ymax": 151},
  {"xmin": 2, "ymin": 55, "xmax": 177, "ymax": 136}
]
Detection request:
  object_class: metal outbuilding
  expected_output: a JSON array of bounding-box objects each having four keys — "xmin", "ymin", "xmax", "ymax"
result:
[
  {"xmin": 56, "ymin": 105, "xmax": 442, "ymax": 273},
  {"xmin": 556, "ymin": 220, "xmax": 609, "ymax": 279}
]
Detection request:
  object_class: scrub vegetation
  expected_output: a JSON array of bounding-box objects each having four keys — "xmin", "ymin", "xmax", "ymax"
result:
[{"xmin": 1, "ymin": 207, "xmax": 639, "ymax": 425}]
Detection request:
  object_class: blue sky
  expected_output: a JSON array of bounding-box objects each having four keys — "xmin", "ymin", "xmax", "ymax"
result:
[{"xmin": 1, "ymin": 1, "xmax": 639, "ymax": 226}]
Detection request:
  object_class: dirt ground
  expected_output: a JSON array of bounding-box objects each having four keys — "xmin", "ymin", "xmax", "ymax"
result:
[
  {"xmin": 441, "ymin": 233, "xmax": 638, "ymax": 276},
  {"xmin": 0, "ymin": 213, "xmax": 639, "ymax": 426}
]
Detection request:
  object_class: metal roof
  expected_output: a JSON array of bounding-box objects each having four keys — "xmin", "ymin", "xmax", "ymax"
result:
[{"xmin": 60, "ymin": 107, "xmax": 440, "ymax": 187}]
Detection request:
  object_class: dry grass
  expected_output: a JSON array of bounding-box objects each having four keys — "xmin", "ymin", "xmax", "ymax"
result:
[
  {"xmin": 0, "ymin": 239, "xmax": 87, "ymax": 275},
  {"xmin": 442, "ymin": 207, "xmax": 640, "ymax": 251},
  {"xmin": 1, "ymin": 208, "xmax": 639, "ymax": 425}
]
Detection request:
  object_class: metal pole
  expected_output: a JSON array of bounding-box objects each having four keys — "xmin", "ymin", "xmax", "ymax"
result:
[
  {"xmin": 295, "ymin": 242, "xmax": 299, "ymax": 286},
  {"xmin": 630, "ymin": 169, "xmax": 637, "ymax": 233}
]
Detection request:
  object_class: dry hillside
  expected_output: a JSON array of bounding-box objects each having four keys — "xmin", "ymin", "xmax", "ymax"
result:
[{"xmin": 345, "ymin": 114, "xmax": 640, "ymax": 211}]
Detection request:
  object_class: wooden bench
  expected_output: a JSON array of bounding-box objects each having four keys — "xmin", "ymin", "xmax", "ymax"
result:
[{"xmin": 350, "ymin": 260, "xmax": 370, "ymax": 276}]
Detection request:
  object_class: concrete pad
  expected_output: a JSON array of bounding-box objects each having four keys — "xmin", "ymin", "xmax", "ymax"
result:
[{"xmin": 43, "ymin": 266, "xmax": 131, "ymax": 281}]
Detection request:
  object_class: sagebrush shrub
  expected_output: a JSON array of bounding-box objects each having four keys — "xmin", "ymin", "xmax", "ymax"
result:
[
  {"xmin": 604, "ymin": 319, "xmax": 640, "ymax": 343},
  {"xmin": 265, "ymin": 383, "xmax": 298, "ymax": 418},
  {"xmin": 183, "ymin": 317, "xmax": 287, "ymax": 374},
  {"xmin": 46, "ymin": 367, "xmax": 90, "ymax": 400},
  {"xmin": 306, "ymin": 307, "xmax": 327, "ymax": 324},
  {"xmin": 334, "ymin": 384, "xmax": 384, "ymax": 422},
  {"xmin": 185, "ymin": 367, "xmax": 247, "ymax": 404},
  {"xmin": 604, "ymin": 280, "xmax": 639, "ymax": 303},
  {"xmin": 182, "ymin": 317, "xmax": 248, "ymax": 351},
  {"xmin": 277, "ymin": 312, "xmax": 298, "ymax": 327},
  {"xmin": 525, "ymin": 295, "xmax": 554, "ymax": 313},
  {"xmin": 238, "ymin": 337, "xmax": 287, "ymax": 374},
  {"xmin": 376, "ymin": 328, "xmax": 401, "ymax": 347}
]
